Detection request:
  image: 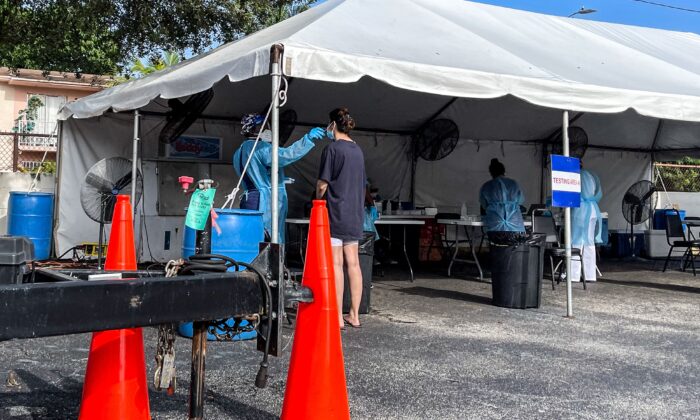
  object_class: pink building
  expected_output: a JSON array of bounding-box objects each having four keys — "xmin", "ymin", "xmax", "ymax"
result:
[{"xmin": 0, "ymin": 68, "xmax": 110, "ymax": 171}]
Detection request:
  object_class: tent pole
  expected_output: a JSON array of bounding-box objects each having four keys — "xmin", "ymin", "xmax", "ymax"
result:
[
  {"xmin": 562, "ymin": 110, "xmax": 573, "ymax": 318},
  {"xmin": 132, "ymin": 110, "xmax": 140, "ymax": 215},
  {"xmin": 270, "ymin": 45, "xmax": 283, "ymax": 244}
]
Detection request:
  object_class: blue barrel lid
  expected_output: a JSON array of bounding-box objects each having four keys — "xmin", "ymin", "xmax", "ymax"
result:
[
  {"xmin": 9, "ymin": 191, "xmax": 54, "ymax": 197},
  {"xmin": 184, "ymin": 207, "xmax": 263, "ymax": 216},
  {"xmin": 213, "ymin": 208, "xmax": 263, "ymax": 216}
]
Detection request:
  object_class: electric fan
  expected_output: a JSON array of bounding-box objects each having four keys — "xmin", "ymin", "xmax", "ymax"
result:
[
  {"xmin": 552, "ymin": 126, "xmax": 588, "ymax": 159},
  {"xmin": 80, "ymin": 157, "xmax": 143, "ymax": 268},
  {"xmin": 414, "ymin": 118, "xmax": 459, "ymax": 162},
  {"xmin": 159, "ymin": 88, "xmax": 214, "ymax": 144},
  {"xmin": 622, "ymin": 180, "xmax": 657, "ymax": 258},
  {"xmin": 409, "ymin": 118, "xmax": 460, "ymax": 202}
]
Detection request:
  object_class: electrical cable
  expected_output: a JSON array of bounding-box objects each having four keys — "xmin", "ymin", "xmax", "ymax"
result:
[
  {"xmin": 56, "ymin": 245, "xmax": 80, "ymax": 260},
  {"xmin": 137, "ymin": 131, "xmax": 160, "ymax": 264},
  {"xmin": 632, "ymin": 0, "xmax": 700, "ymax": 13}
]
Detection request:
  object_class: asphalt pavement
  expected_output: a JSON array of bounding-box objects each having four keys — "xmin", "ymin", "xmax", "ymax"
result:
[{"xmin": 1, "ymin": 260, "xmax": 699, "ymax": 419}]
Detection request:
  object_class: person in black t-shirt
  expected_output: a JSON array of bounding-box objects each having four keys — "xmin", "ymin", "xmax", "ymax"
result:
[{"xmin": 316, "ymin": 107, "xmax": 365, "ymax": 329}]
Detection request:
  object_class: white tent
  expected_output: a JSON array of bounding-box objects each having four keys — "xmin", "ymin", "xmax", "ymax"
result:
[{"xmin": 57, "ymin": 0, "xmax": 700, "ymax": 265}]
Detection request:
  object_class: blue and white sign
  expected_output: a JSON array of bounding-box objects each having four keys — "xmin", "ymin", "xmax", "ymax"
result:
[
  {"xmin": 166, "ymin": 135, "xmax": 222, "ymax": 161},
  {"xmin": 551, "ymin": 155, "xmax": 581, "ymax": 208}
]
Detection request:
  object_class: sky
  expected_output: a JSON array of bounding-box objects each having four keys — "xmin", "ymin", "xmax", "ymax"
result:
[
  {"xmin": 461, "ymin": 0, "xmax": 700, "ymax": 34},
  {"xmin": 312, "ymin": 0, "xmax": 700, "ymax": 34}
]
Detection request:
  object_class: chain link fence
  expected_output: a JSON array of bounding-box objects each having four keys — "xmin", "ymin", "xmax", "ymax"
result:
[
  {"xmin": 0, "ymin": 132, "xmax": 57, "ymax": 173},
  {"xmin": 655, "ymin": 159, "xmax": 700, "ymax": 193}
]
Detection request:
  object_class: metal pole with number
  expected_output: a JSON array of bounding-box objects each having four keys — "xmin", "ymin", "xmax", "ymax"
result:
[
  {"xmin": 562, "ymin": 111, "xmax": 573, "ymax": 317},
  {"xmin": 270, "ymin": 45, "xmax": 282, "ymax": 244},
  {"xmin": 131, "ymin": 110, "xmax": 140, "ymax": 213}
]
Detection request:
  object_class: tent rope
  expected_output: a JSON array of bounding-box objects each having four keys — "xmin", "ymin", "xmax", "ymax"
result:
[
  {"xmin": 28, "ymin": 123, "xmax": 59, "ymax": 193},
  {"xmin": 653, "ymin": 164, "xmax": 673, "ymax": 209}
]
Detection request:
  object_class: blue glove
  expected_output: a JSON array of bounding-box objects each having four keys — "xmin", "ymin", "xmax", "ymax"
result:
[{"xmin": 305, "ymin": 127, "xmax": 326, "ymax": 142}]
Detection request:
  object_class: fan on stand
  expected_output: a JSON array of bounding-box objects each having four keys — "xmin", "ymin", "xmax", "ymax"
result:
[
  {"xmin": 622, "ymin": 180, "xmax": 657, "ymax": 259},
  {"xmin": 414, "ymin": 119, "xmax": 459, "ymax": 161},
  {"xmin": 552, "ymin": 126, "xmax": 589, "ymax": 159},
  {"xmin": 410, "ymin": 118, "xmax": 459, "ymax": 202},
  {"xmin": 159, "ymin": 88, "xmax": 214, "ymax": 144},
  {"xmin": 80, "ymin": 157, "xmax": 143, "ymax": 268}
]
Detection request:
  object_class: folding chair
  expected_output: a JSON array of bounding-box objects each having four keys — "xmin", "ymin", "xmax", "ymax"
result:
[
  {"xmin": 662, "ymin": 210, "xmax": 699, "ymax": 276},
  {"xmin": 531, "ymin": 209, "xmax": 586, "ymax": 290}
]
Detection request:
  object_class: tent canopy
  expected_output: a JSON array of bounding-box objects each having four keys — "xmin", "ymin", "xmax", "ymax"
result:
[
  {"xmin": 55, "ymin": 0, "xmax": 699, "ymax": 257},
  {"xmin": 60, "ymin": 0, "xmax": 700, "ymax": 152}
]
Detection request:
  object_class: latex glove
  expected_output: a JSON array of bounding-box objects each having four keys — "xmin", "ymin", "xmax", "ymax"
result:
[{"xmin": 305, "ymin": 127, "xmax": 326, "ymax": 142}]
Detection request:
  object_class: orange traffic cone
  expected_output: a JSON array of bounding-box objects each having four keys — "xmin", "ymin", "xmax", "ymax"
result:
[
  {"xmin": 281, "ymin": 200, "xmax": 350, "ymax": 420},
  {"xmin": 79, "ymin": 195, "xmax": 151, "ymax": 420}
]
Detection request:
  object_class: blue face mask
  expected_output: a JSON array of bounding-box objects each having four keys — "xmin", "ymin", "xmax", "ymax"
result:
[{"xmin": 326, "ymin": 123, "xmax": 336, "ymax": 141}]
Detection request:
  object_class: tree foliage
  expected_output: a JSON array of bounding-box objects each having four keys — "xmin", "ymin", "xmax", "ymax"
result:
[
  {"xmin": 0, "ymin": 0, "xmax": 312, "ymax": 75},
  {"xmin": 13, "ymin": 95, "xmax": 43, "ymax": 133},
  {"xmin": 130, "ymin": 51, "xmax": 181, "ymax": 77},
  {"xmin": 655, "ymin": 157, "xmax": 700, "ymax": 192}
]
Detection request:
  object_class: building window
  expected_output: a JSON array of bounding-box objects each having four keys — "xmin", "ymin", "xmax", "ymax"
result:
[{"xmin": 26, "ymin": 93, "xmax": 66, "ymax": 135}]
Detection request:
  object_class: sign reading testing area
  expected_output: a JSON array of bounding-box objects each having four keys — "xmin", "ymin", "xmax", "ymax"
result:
[{"xmin": 551, "ymin": 155, "xmax": 581, "ymax": 208}]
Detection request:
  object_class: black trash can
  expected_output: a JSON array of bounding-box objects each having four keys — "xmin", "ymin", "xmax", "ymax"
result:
[
  {"xmin": 489, "ymin": 234, "xmax": 545, "ymax": 309},
  {"xmin": 343, "ymin": 232, "xmax": 375, "ymax": 314}
]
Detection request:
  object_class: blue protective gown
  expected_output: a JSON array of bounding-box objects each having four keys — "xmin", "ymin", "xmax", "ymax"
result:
[
  {"xmin": 233, "ymin": 135, "xmax": 316, "ymax": 244},
  {"xmin": 572, "ymin": 169, "xmax": 603, "ymax": 246},
  {"xmin": 479, "ymin": 176, "xmax": 525, "ymax": 233}
]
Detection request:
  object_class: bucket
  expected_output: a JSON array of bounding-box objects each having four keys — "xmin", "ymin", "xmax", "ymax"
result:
[
  {"xmin": 7, "ymin": 192, "xmax": 54, "ymax": 260},
  {"xmin": 180, "ymin": 208, "xmax": 264, "ymax": 340}
]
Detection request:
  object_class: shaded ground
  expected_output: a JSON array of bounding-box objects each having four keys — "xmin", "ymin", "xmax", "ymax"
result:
[{"xmin": 1, "ymin": 259, "xmax": 699, "ymax": 419}]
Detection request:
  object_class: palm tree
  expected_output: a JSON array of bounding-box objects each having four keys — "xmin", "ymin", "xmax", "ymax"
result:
[{"xmin": 130, "ymin": 51, "xmax": 181, "ymax": 77}]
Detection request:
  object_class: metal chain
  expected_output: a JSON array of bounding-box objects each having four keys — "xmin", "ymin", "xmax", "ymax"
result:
[{"xmin": 154, "ymin": 259, "xmax": 184, "ymax": 394}]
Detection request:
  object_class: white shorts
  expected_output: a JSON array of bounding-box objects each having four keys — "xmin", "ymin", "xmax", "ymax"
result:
[{"xmin": 330, "ymin": 238, "xmax": 359, "ymax": 247}]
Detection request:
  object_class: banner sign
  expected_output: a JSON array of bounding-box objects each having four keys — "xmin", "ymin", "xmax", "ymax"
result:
[
  {"xmin": 551, "ymin": 155, "xmax": 581, "ymax": 208},
  {"xmin": 167, "ymin": 135, "xmax": 222, "ymax": 160},
  {"xmin": 185, "ymin": 188, "xmax": 216, "ymax": 230}
]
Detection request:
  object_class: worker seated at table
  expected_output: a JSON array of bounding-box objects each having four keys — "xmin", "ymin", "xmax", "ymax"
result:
[
  {"xmin": 233, "ymin": 113, "xmax": 326, "ymax": 243},
  {"xmin": 479, "ymin": 158, "xmax": 526, "ymax": 244}
]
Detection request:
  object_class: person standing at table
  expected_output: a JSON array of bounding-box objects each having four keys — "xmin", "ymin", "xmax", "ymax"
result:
[
  {"xmin": 571, "ymin": 162, "xmax": 603, "ymax": 282},
  {"xmin": 316, "ymin": 107, "xmax": 365, "ymax": 329},
  {"xmin": 479, "ymin": 158, "xmax": 526, "ymax": 244}
]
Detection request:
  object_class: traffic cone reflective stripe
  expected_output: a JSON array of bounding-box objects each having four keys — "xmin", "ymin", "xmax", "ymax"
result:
[
  {"xmin": 281, "ymin": 200, "xmax": 350, "ymax": 420},
  {"xmin": 79, "ymin": 195, "xmax": 151, "ymax": 420}
]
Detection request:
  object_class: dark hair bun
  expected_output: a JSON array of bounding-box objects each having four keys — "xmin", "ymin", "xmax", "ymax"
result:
[
  {"xmin": 329, "ymin": 107, "xmax": 356, "ymax": 134},
  {"xmin": 489, "ymin": 158, "xmax": 506, "ymax": 177}
]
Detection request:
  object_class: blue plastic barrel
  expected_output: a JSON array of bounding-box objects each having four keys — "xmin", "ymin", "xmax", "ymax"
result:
[
  {"xmin": 180, "ymin": 208, "xmax": 264, "ymax": 341},
  {"xmin": 7, "ymin": 192, "xmax": 54, "ymax": 260},
  {"xmin": 653, "ymin": 209, "xmax": 686, "ymax": 230}
]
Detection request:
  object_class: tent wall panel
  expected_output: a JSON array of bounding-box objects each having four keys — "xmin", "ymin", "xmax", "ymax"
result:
[
  {"xmin": 584, "ymin": 149, "xmax": 652, "ymax": 231},
  {"xmin": 413, "ymin": 140, "xmax": 542, "ymax": 213}
]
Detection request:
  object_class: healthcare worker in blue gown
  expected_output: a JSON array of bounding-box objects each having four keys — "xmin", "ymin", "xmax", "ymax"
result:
[
  {"xmin": 479, "ymin": 158, "xmax": 526, "ymax": 244},
  {"xmin": 233, "ymin": 113, "xmax": 326, "ymax": 244},
  {"xmin": 571, "ymin": 163, "xmax": 603, "ymax": 282}
]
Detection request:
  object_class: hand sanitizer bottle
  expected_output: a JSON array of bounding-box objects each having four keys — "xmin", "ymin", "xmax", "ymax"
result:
[{"xmin": 460, "ymin": 202, "xmax": 468, "ymax": 220}]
